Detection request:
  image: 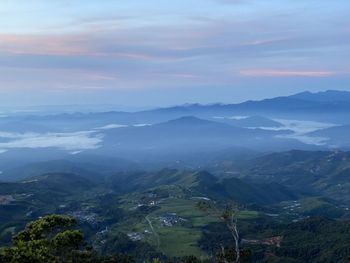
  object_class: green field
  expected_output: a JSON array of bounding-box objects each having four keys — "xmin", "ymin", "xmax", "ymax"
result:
[
  {"xmin": 154, "ymin": 225, "xmax": 206, "ymax": 258},
  {"xmin": 115, "ymin": 197, "xmax": 259, "ymax": 258}
]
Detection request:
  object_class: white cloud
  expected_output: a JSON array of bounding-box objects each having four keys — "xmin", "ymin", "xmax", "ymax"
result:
[
  {"xmin": 274, "ymin": 119, "xmax": 336, "ymax": 134},
  {"xmin": 95, "ymin": 123, "xmax": 152, "ymax": 130},
  {"xmin": 0, "ymin": 131, "xmax": 102, "ymax": 151},
  {"xmin": 272, "ymin": 119, "xmax": 336, "ymax": 146},
  {"xmin": 213, "ymin": 115, "xmax": 248, "ymax": 120},
  {"xmin": 95, "ymin": 124, "xmax": 128, "ymax": 130},
  {"xmin": 133, "ymin": 123, "xmax": 151, "ymax": 127}
]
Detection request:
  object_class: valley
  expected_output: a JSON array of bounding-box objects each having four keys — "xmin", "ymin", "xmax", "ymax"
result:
[
  {"xmin": 0, "ymin": 149, "xmax": 349, "ymax": 262},
  {"xmin": 1, "ymin": 91, "xmax": 350, "ymax": 262}
]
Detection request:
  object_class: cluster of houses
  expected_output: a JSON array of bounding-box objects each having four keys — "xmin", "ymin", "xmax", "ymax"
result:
[
  {"xmin": 127, "ymin": 232, "xmax": 145, "ymax": 241},
  {"xmin": 159, "ymin": 213, "xmax": 187, "ymax": 227},
  {"xmin": 126, "ymin": 212, "xmax": 188, "ymax": 243},
  {"xmin": 129, "ymin": 198, "xmax": 161, "ymax": 211},
  {"xmin": 70, "ymin": 211, "xmax": 100, "ymax": 225},
  {"xmin": 283, "ymin": 200, "xmax": 301, "ymax": 212}
]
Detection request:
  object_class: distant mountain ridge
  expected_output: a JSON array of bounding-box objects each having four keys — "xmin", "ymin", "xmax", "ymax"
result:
[
  {"xmin": 12, "ymin": 90, "xmax": 350, "ymax": 120},
  {"xmin": 148, "ymin": 90, "xmax": 350, "ymax": 112},
  {"xmin": 290, "ymin": 90, "xmax": 350, "ymax": 102},
  {"xmin": 0, "ymin": 90, "xmax": 349, "ymax": 173}
]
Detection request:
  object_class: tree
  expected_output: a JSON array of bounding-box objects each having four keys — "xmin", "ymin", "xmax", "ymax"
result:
[
  {"xmin": 0, "ymin": 214, "xmax": 134, "ymax": 263},
  {"xmin": 197, "ymin": 201, "xmax": 241, "ymax": 263},
  {"xmin": 0, "ymin": 215, "xmax": 83, "ymax": 262}
]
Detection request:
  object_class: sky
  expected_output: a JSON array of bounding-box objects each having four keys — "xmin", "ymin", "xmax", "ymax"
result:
[{"xmin": 0, "ymin": 0, "xmax": 349, "ymax": 108}]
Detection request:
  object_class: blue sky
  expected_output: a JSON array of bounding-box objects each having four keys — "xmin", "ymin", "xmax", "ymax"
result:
[{"xmin": 0, "ymin": 0, "xmax": 349, "ymax": 107}]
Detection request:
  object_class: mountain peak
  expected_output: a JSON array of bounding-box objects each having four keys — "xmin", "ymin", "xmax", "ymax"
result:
[
  {"xmin": 164, "ymin": 116, "xmax": 212, "ymax": 125},
  {"xmin": 291, "ymin": 90, "xmax": 350, "ymax": 102}
]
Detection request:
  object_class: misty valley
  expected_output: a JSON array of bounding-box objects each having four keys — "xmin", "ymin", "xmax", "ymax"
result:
[{"xmin": 0, "ymin": 91, "xmax": 350, "ymax": 262}]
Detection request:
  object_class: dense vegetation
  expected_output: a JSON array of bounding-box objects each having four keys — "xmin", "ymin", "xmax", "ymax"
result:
[
  {"xmin": 0, "ymin": 215, "xmax": 134, "ymax": 263},
  {"xmin": 1, "ymin": 215, "xmax": 349, "ymax": 262},
  {"xmin": 0, "ymin": 150, "xmax": 350, "ymax": 262}
]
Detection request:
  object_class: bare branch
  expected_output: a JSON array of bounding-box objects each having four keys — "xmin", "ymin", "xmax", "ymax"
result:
[{"xmin": 197, "ymin": 200, "xmax": 241, "ymax": 262}]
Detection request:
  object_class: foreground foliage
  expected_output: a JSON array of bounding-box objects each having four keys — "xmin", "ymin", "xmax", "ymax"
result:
[{"xmin": 0, "ymin": 215, "xmax": 134, "ymax": 263}]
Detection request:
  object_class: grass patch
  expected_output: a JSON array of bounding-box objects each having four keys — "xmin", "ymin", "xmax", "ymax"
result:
[
  {"xmin": 114, "ymin": 197, "xmax": 259, "ymax": 258},
  {"xmin": 155, "ymin": 225, "xmax": 206, "ymax": 258}
]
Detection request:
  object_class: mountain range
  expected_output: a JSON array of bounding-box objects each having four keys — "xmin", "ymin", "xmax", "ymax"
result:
[{"xmin": 0, "ymin": 90, "xmax": 350, "ymax": 178}]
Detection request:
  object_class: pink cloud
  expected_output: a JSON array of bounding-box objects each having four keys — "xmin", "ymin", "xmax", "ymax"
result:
[
  {"xmin": 241, "ymin": 37, "xmax": 289, "ymax": 46},
  {"xmin": 0, "ymin": 34, "xmax": 90, "ymax": 56},
  {"xmin": 0, "ymin": 34, "xmax": 168, "ymax": 61},
  {"xmin": 239, "ymin": 69, "xmax": 337, "ymax": 77},
  {"xmin": 84, "ymin": 73, "xmax": 118, "ymax": 81}
]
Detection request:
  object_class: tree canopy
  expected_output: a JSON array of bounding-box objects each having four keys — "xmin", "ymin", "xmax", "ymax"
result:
[{"xmin": 0, "ymin": 214, "xmax": 134, "ymax": 263}]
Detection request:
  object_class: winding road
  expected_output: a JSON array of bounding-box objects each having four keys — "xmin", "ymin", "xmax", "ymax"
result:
[{"xmin": 145, "ymin": 215, "xmax": 160, "ymax": 249}]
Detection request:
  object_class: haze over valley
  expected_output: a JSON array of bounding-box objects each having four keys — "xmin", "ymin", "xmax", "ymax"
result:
[{"xmin": 0, "ymin": 90, "xmax": 348, "ymax": 176}]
